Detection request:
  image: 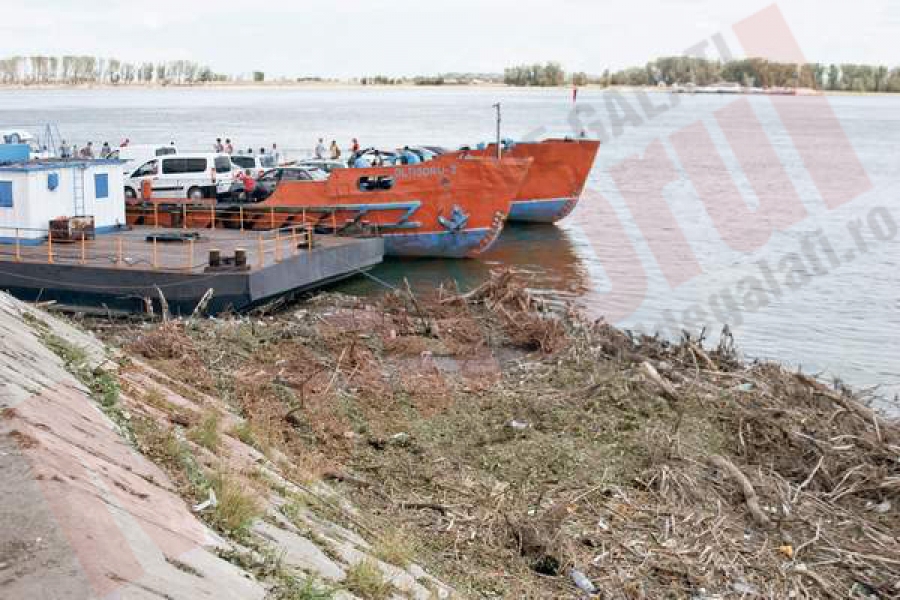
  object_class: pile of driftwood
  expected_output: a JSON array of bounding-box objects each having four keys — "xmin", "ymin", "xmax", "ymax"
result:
[
  {"xmin": 94, "ymin": 270, "xmax": 898, "ymax": 598},
  {"xmin": 356, "ymin": 271, "xmax": 900, "ymax": 598}
]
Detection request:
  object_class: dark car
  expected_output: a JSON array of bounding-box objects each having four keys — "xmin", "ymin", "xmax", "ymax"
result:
[{"xmin": 248, "ymin": 166, "xmax": 326, "ymax": 201}]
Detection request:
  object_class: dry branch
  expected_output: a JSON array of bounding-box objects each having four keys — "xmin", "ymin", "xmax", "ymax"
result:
[{"xmin": 708, "ymin": 454, "xmax": 772, "ymax": 528}]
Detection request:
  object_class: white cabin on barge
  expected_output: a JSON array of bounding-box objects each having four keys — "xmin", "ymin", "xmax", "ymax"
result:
[{"xmin": 0, "ymin": 157, "xmax": 126, "ymax": 244}]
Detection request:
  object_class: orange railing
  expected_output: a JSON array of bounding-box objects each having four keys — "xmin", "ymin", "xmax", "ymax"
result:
[
  {"xmin": 0, "ymin": 223, "xmax": 315, "ymax": 272},
  {"xmin": 125, "ymin": 201, "xmax": 325, "ymax": 232}
]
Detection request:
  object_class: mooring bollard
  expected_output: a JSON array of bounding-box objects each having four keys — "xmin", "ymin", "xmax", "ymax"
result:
[
  {"xmin": 209, "ymin": 248, "xmax": 221, "ymax": 268},
  {"xmin": 235, "ymin": 248, "xmax": 247, "ymax": 268}
]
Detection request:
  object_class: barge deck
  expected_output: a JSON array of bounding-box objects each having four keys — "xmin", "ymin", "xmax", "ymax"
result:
[{"xmin": 0, "ymin": 227, "xmax": 383, "ymax": 315}]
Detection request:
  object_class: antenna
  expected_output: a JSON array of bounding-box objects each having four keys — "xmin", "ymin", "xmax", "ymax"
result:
[{"xmin": 492, "ymin": 102, "xmax": 502, "ymax": 160}]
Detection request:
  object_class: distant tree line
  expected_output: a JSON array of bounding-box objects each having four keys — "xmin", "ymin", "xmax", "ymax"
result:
[
  {"xmin": 0, "ymin": 55, "xmax": 229, "ymax": 85},
  {"xmin": 503, "ymin": 62, "xmax": 567, "ymax": 87},
  {"xmin": 499, "ymin": 57, "xmax": 900, "ymax": 92},
  {"xmin": 605, "ymin": 57, "xmax": 900, "ymax": 92}
]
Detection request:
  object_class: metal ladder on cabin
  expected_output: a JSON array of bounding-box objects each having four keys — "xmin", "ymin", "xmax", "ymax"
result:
[{"xmin": 73, "ymin": 166, "xmax": 86, "ymax": 217}]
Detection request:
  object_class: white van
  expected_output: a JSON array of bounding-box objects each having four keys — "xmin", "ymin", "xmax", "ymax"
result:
[
  {"xmin": 231, "ymin": 153, "xmax": 278, "ymax": 178},
  {"xmin": 124, "ymin": 153, "xmax": 236, "ymax": 200},
  {"xmin": 109, "ymin": 144, "xmax": 177, "ymax": 174}
]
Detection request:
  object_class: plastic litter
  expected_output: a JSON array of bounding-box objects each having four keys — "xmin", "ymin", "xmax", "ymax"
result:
[
  {"xmin": 732, "ymin": 580, "xmax": 759, "ymax": 595},
  {"xmin": 192, "ymin": 488, "xmax": 218, "ymax": 512},
  {"xmin": 570, "ymin": 568, "xmax": 597, "ymax": 594}
]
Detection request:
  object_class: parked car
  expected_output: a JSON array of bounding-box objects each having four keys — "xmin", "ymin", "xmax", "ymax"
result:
[
  {"xmin": 124, "ymin": 153, "xmax": 236, "ymax": 200},
  {"xmin": 247, "ymin": 166, "xmax": 327, "ymax": 200},
  {"xmin": 231, "ymin": 153, "xmax": 277, "ymax": 178},
  {"xmin": 347, "ymin": 148, "xmax": 399, "ymax": 168},
  {"xmin": 295, "ymin": 159, "xmax": 346, "ymax": 173},
  {"xmin": 108, "ymin": 144, "xmax": 177, "ymax": 175}
]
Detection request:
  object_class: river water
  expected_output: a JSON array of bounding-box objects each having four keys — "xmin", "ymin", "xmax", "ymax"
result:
[{"xmin": 0, "ymin": 86, "xmax": 897, "ymax": 400}]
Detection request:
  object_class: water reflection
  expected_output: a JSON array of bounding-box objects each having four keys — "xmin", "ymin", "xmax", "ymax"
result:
[{"xmin": 334, "ymin": 223, "xmax": 589, "ymax": 303}]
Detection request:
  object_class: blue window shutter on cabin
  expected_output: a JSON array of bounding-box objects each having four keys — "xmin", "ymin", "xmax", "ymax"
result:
[
  {"xmin": 0, "ymin": 181, "xmax": 12, "ymax": 208},
  {"xmin": 94, "ymin": 173, "xmax": 109, "ymax": 199}
]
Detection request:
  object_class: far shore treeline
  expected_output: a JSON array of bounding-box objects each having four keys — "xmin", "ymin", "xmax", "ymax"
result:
[
  {"xmin": 503, "ymin": 58, "xmax": 900, "ymax": 92},
  {"xmin": 0, "ymin": 55, "xmax": 230, "ymax": 85},
  {"xmin": 2, "ymin": 54, "xmax": 900, "ymax": 93}
]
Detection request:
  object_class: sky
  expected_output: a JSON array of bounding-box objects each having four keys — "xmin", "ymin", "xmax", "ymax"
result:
[{"xmin": 1, "ymin": 1, "xmax": 897, "ymax": 79}]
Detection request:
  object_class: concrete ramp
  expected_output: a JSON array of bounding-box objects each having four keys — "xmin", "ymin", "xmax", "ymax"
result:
[{"xmin": 0, "ymin": 293, "xmax": 266, "ymax": 599}]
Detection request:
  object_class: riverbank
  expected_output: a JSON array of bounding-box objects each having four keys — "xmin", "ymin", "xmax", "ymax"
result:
[
  {"xmin": 72, "ymin": 270, "xmax": 898, "ymax": 598},
  {"xmin": 2, "ymin": 81, "xmax": 898, "ymax": 97}
]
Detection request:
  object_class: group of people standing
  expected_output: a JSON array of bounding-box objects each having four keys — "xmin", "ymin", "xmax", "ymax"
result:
[
  {"xmin": 59, "ymin": 139, "xmax": 125, "ymax": 159},
  {"xmin": 214, "ymin": 138, "xmax": 281, "ymax": 161},
  {"xmin": 314, "ymin": 138, "xmax": 360, "ymax": 161}
]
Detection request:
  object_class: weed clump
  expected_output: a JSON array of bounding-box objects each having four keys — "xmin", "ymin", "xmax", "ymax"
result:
[
  {"xmin": 188, "ymin": 411, "xmax": 221, "ymax": 451},
  {"xmin": 344, "ymin": 560, "xmax": 395, "ymax": 600},
  {"xmin": 207, "ymin": 472, "xmax": 261, "ymax": 538}
]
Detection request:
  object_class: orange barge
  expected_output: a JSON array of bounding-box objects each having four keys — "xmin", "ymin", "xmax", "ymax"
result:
[
  {"xmin": 460, "ymin": 138, "xmax": 600, "ymax": 223},
  {"xmin": 127, "ymin": 154, "xmax": 532, "ymax": 259}
]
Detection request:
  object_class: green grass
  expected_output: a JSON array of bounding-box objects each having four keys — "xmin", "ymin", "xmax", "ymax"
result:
[
  {"xmin": 188, "ymin": 411, "xmax": 221, "ymax": 451},
  {"xmin": 207, "ymin": 472, "xmax": 261, "ymax": 538},
  {"xmin": 344, "ymin": 560, "xmax": 395, "ymax": 600},
  {"xmin": 372, "ymin": 528, "xmax": 418, "ymax": 569},
  {"xmin": 41, "ymin": 332, "xmax": 131, "ymax": 441},
  {"xmin": 232, "ymin": 420, "xmax": 257, "ymax": 447},
  {"xmin": 272, "ymin": 574, "xmax": 336, "ymax": 600}
]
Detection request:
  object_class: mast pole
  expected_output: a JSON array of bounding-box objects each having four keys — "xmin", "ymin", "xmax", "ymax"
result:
[{"xmin": 493, "ymin": 102, "xmax": 502, "ymax": 160}]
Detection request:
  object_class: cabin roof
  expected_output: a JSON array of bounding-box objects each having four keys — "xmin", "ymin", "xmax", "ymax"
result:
[{"xmin": 0, "ymin": 159, "xmax": 124, "ymax": 173}]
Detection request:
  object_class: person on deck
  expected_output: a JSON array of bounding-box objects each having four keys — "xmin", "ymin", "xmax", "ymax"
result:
[
  {"xmin": 225, "ymin": 139, "xmax": 234, "ymax": 154},
  {"xmin": 236, "ymin": 170, "xmax": 256, "ymax": 201},
  {"xmin": 314, "ymin": 138, "xmax": 326, "ymax": 159},
  {"xmin": 120, "ymin": 138, "xmax": 130, "ymax": 147},
  {"xmin": 100, "ymin": 142, "xmax": 111, "ymax": 158},
  {"xmin": 351, "ymin": 138, "xmax": 360, "ymax": 154},
  {"xmin": 330, "ymin": 140, "xmax": 341, "ymax": 160},
  {"xmin": 215, "ymin": 138, "xmax": 224, "ymax": 152}
]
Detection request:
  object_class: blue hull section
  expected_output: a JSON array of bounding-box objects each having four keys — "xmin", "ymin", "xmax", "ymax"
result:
[
  {"xmin": 383, "ymin": 228, "xmax": 495, "ymax": 258},
  {"xmin": 507, "ymin": 198, "xmax": 571, "ymax": 223}
]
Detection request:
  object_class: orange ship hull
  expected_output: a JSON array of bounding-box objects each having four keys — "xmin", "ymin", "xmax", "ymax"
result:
[
  {"xmin": 127, "ymin": 155, "xmax": 532, "ymax": 259},
  {"xmin": 461, "ymin": 139, "xmax": 600, "ymax": 223}
]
